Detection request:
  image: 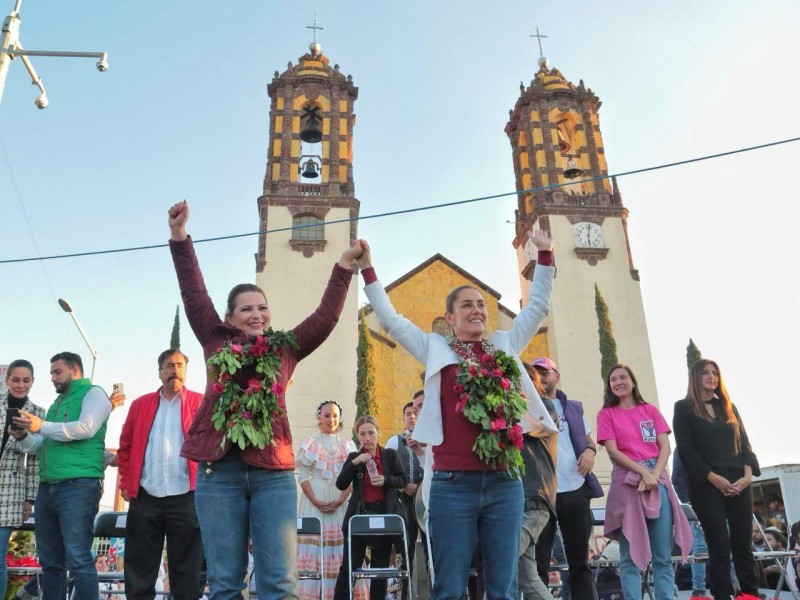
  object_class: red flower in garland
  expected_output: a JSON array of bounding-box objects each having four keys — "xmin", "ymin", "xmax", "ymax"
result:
[
  {"xmin": 508, "ymin": 425, "xmax": 524, "ymax": 449},
  {"xmin": 491, "ymin": 417, "xmax": 507, "ymax": 431}
]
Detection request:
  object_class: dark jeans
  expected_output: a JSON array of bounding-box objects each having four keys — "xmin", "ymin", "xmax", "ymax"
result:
[
  {"xmin": 125, "ymin": 489, "xmax": 204, "ymax": 600},
  {"xmin": 689, "ymin": 480, "xmax": 758, "ymax": 600},
  {"xmin": 35, "ymin": 478, "xmax": 102, "ymax": 600},
  {"xmin": 537, "ymin": 486, "xmax": 593, "ymax": 600}
]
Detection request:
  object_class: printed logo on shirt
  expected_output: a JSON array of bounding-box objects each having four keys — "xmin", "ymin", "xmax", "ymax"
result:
[{"xmin": 640, "ymin": 420, "xmax": 656, "ymax": 443}]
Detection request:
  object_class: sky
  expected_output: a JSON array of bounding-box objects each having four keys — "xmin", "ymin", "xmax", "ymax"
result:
[{"xmin": 1, "ymin": 1, "xmax": 798, "ymax": 508}]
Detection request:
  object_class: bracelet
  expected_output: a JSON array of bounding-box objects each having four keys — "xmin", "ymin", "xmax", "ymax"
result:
[{"xmin": 585, "ymin": 446, "xmax": 597, "ymax": 454}]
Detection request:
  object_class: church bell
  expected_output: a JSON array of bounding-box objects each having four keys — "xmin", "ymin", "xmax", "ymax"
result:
[
  {"xmin": 563, "ymin": 156, "xmax": 583, "ymax": 180},
  {"xmin": 300, "ymin": 105, "xmax": 323, "ymax": 144},
  {"xmin": 300, "ymin": 158, "xmax": 320, "ymax": 179}
]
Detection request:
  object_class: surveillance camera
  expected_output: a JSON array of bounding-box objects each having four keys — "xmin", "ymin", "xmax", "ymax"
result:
[
  {"xmin": 34, "ymin": 93, "xmax": 48, "ymax": 109},
  {"xmin": 96, "ymin": 54, "xmax": 108, "ymax": 72}
]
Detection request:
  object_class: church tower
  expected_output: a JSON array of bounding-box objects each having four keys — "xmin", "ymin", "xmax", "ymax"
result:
[
  {"xmin": 255, "ymin": 31, "xmax": 359, "ymax": 442},
  {"xmin": 505, "ymin": 47, "xmax": 658, "ymax": 485}
]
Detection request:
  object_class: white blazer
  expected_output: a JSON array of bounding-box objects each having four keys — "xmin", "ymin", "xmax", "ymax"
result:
[{"xmin": 364, "ymin": 263, "xmax": 559, "ymax": 447}]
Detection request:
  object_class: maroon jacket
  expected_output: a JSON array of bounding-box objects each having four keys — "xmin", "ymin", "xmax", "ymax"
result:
[
  {"xmin": 117, "ymin": 387, "xmax": 203, "ymax": 499},
  {"xmin": 170, "ymin": 237, "xmax": 353, "ymax": 469}
]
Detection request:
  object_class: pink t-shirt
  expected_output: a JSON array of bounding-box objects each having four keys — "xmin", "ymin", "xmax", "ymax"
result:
[{"xmin": 596, "ymin": 403, "xmax": 670, "ymax": 462}]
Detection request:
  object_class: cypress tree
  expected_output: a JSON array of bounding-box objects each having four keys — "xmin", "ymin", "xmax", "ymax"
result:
[
  {"xmin": 170, "ymin": 305, "xmax": 181, "ymax": 350},
  {"xmin": 686, "ymin": 338, "xmax": 702, "ymax": 370},
  {"xmin": 354, "ymin": 309, "xmax": 378, "ymax": 442},
  {"xmin": 594, "ymin": 283, "xmax": 619, "ymax": 382}
]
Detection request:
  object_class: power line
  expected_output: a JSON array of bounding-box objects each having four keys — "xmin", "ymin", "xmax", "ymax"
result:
[{"xmin": 1, "ymin": 135, "xmax": 798, "ymax": 265}]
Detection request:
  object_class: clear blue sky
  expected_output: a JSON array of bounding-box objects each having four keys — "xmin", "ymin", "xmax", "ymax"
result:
[{"xmin": 1, "ymin": 1, "xmax": 798, "ymax": 507}]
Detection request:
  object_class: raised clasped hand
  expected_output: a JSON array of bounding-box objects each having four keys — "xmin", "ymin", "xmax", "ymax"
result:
[{"xmin": 528, "ymin": 229, "xmax": 554, "ymax": 252}]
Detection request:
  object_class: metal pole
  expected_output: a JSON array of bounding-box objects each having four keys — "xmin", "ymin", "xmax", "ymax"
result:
[
  {"xmin": 58, "ymin": 298, "xmax": 98, "ymax": 381},
  {"xmin": 0, "ymin": 6, "xmax": 22, "ymax": 105}
]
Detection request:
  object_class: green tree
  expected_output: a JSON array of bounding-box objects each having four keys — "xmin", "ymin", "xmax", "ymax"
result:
[
  {"xmin": 686, "ymin": 338, "xmax": 702, "ymax": 371},
  {"xmin": 354, "ymin": 309, "xmax": 378, "ymax": 443},
  {"xmin": 170, "ymin": 305, "xmax": 181, "ymax": 350},
  {"xmin": 594, "ymin": 283, "xmax": 619, "ymax": 382}
]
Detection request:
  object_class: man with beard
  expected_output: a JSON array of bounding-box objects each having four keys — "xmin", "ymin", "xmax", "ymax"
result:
[
  {"xmin": 11, "ymin": 352, "xmax": 113, "ymax": 600},
  {"xmin": 118, "ymin": 349, "xmax": 204, "ymax": 600}
]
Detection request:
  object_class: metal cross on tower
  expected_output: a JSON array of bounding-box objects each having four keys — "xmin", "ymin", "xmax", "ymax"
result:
[
  {"xmin": 306, "ymin": 14, "xmax": 324, "ymax": 42},
  {"xmin": 530, "ymin": 26, "xmax": 548, "ymax": 59}
]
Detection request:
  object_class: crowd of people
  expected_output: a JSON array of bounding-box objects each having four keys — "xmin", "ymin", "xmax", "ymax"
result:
[{"xmin": 0, "ymin": 201, "xmax": 796, "ymax": 600}]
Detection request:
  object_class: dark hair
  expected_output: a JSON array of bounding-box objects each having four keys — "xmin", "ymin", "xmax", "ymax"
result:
[
  {"xmin": 315, "ymin": 400, "xmax": 343, "ymax": 432},
  {"xmin": 523, "ymin": 364, "xmax": 546, "ymax": 397},
  {"xmin": 766, "ymin": 530, "xmax": 787, "ymax": 550},
  {"xmin": 50, "ymin": 352, "xmax": 83, "ymax": 376},
  {"xmin": 767, "ymin": 494, "xmax": 783, "ymax": 504},
  {"xmin": 402, "ymin": 401, "xmax": 414, "ymax": 415},
  {"xmin": 603, "ymin": 364, "xmax": 647, "ymax": 408},
  {"xmin": 445, "ymin": 285, "xmax": 480, "ymax": 313},
  {"xmin": 157, "ymin": 349, "xmax": 189, "ymax": 369},
  {"xmin": 790, "ymin": 520, "xmax": 800, "ymax": 541},
  {"xmin": 7, "ymin": 359, "xmax": 34, "ymax": 378},
  {"xmin": 226, "ymin": 283, "xmax": 267, "ymax": 316},
  {"xmin": 412, "ymin": 390, "xmax": 424, "ymax": 401}
]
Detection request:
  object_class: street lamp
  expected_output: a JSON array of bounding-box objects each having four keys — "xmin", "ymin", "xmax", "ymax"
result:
[
  {"xmin": 0, "ymin": 0, "xmax": 108, "ymax": 108},
  {"xmin": 57, "ymin": 298, "xmax": 98, "ymax": 382}
]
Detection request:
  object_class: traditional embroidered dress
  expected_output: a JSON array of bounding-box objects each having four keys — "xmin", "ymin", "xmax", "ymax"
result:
[{"xmin": 296, "ymin": 433, "xmax": 360, "ymax": 600}]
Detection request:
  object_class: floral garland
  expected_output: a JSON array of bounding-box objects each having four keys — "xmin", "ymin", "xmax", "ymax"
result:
[
  {"xmin": 207, "ymin": 329, "xmax": 298, "ymax": 450},
  {"xmin": 450, "ymin": 337, "xmax": 527, "ymax": 477}
]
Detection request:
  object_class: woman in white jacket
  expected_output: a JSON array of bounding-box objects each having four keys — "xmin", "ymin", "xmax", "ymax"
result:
[{"xmin": 355, "ymin": 233, "xmax": 557, "ymax": 600}]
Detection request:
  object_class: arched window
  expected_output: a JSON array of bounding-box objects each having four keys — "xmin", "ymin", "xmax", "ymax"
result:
[{"xmin": 292, "ymin": 215, "xmax": 324, "ymax": 241}]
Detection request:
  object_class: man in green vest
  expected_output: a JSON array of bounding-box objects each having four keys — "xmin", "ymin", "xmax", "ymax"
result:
[{"xmin": 11, "ymin": 351, "xmax": 112, "ymax": 600}]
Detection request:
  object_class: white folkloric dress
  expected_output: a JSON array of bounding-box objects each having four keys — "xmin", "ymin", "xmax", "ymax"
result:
[{"xmin": 296, "ymin": 433, "xmax": 365, "ymax": 600}]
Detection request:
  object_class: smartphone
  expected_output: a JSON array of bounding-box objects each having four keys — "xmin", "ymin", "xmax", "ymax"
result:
[
  {"xmin": 112, "ymin": 383, "xmax": 124, "ymax": 395},
  {"xmin": 7, "ymin": 408, "xmax": 23, "ymax": 431}
]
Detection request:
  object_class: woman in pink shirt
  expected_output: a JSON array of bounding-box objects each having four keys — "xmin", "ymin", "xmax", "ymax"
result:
[{"xmin": 597, "ymin": 364, "xmax": 691, "ymax": 600}]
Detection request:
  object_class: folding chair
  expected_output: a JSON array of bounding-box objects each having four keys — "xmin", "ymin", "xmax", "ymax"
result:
[
  {"xmin": 347, "ymin": 514, "xmax": 409, "ymax": 600},
  {"xmin": 296, "ymin": 516, "xmax": 323, "ymax": 600},
  {"xmin": 93, "ymin": 511, "xmax": 127, "ymax": 598}
]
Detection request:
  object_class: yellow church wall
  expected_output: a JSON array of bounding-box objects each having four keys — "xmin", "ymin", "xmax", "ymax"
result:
[
  {"xmin": 339, "ymin": 100, "xmax": 348, "ymax": 113},
  {"xmin": 275, "ymin": 116, "xmax": 283, "ymax": 134},
  {"xmin": 339, "ymin": 118, "xmax": 348, "ymax": 136},
  {"xmin": 271, "ymin": 163, "xmax": 280, "ymax": 181},
  {"xmin": 276, "ymin": 97, "xmax": 284, "ymax": 110},
  {"xmin": 273, "ymin": 138, "xmax": 282, "ymax": 157}
]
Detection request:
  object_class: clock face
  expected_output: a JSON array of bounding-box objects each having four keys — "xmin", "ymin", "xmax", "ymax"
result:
[{"xmin": 573, "ymin": 222, "xmax": 604, "ymax": 248}]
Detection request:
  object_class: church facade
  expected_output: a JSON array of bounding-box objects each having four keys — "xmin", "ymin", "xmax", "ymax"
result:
[{"xmin": 254, "ymin": 41, "xmax": 658, "ymax": 486}]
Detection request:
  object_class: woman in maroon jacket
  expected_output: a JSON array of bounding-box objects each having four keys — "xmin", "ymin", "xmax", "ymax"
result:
[{"xmin": 167, "ymin": 200, "xmax": 361, "ymax": 600}]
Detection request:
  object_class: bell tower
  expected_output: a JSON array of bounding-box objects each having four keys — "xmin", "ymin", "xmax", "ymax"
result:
[
  {"xmin": 505, "ymin": 44, "xmax": 659, "ymax": 482},
  {"xmin": 255, "ymin": 29, "xmax": 359, "ymax": 442}
]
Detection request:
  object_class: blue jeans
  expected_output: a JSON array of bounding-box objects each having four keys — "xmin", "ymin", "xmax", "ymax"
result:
[
  {"xmin": 35, "ymin": 478, "xmax": 102, "ymax": 600},
  {"xmin": 689, "ymin": 518, "xmax": 707, "ymax": 590},
  {"xmin": 618, "ymin": 482, "xmax": 674, "ymax": 600},
  {"xmin": 1, "ymin": 526, "xmax": 13, "ymax": 596},
  {"xmin": 429, "ymin": 470, "xmax": 523, "ymax": 600},
  {"xmin": 194, "ymin": 450, "xmax": 298, "ymax": 600}
]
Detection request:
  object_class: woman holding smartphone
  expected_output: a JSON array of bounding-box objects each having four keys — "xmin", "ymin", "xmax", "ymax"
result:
[{"xmin": 1, "ymin": 359, "xmax": 46, "ymax": 596}]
